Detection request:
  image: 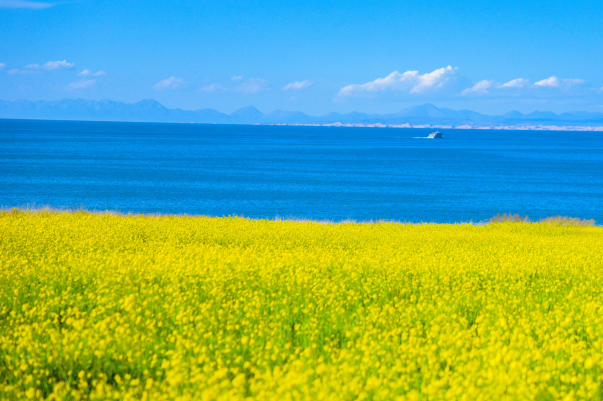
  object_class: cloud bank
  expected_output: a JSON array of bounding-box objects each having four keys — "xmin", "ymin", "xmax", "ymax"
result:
[
  {"xmin": 339, "ymin": 66, "xmax": 469, "ymax": 97},
  {"xmin": 338, "ymin": 67, "xmax": 600, "ymax": 105},
  {"xmin": 3, "ymin": 60, "xmax": 599, "ymax": 110},
  {"xmin": 460, "ymin": 76, "xmax": 593, "ymax": 99}
]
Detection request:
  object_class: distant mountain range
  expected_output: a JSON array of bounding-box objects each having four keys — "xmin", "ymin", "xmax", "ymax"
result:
[{"xmin": 2, "ymin": 98, "xmax": 603, "ymax": 129}]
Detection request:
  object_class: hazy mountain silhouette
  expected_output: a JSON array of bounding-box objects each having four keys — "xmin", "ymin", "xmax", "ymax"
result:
[
  {"xmin": 523, "ymin": 111, "xmax": 560, "ymax": 120},
  {"xmin": 503, "ymin": 110, "xmax": 524, "ymax": 119},
  {"xmin": 230, "ymin": 106, "xmax": 263, "ymax": 123},
  {"xmin": 1, "ymin": 98, "xmax": 602, "ymax": 127},
  {"xmin": 264, "ymin": 110, "xmax": 314, "ymax": 124}
]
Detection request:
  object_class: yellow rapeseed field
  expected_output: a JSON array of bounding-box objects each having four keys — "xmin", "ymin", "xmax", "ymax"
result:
[{"xmin": 1, "ymin": 210, "xmax": 603, "ymax": 400}]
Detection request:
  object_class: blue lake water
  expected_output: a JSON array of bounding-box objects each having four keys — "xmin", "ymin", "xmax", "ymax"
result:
[{"xmin": 1, "ymin": 119, "xmax": 602, "ymax": 223}]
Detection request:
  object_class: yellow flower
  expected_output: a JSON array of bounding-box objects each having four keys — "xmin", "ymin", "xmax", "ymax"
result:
[{"xmin": 1, "ymin": 210, "xmax": 602, "ymax": 400}]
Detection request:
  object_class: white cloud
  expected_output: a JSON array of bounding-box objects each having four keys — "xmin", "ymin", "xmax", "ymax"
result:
[
  {"xmin": 79, "ymin": 69, "xmax": 106, "ymax": 77},
  {"xmin": 534, "ymin": 76, "xmax": 560, "ymax": 87},
  {"xmin": 231, "ymin": 75, "xmax": 243, "ymax": 81},
  {"xmin": 462, "ymin": 80, "xmax": 495, "ymax": 95},
  {"xmin": 153, "ymin": 76, "xmax": 189, "ymax": 91},
  {"xmin": 26, "ymin": 60, "xmax": 74, "ymax": 70},
  {"xmin": 502, "ymin": 78, "xmax": 529, "ymax": 88},
  {"xmin": 0, "ymin": 0, "xmax": 54, "ymax": 9},
  {"xmin": 43, "ymin": 60, "xmax": 74, "ymax": 70},
  {"xmin": 237, "ymin": 78, "xmax": 269, "ymax": 94},
  {"xmin": 337, "ymin": 68, "xmax": 597, "ymax": 101},
  {"xmin": 68, "ymin": 79, "xmax": 96, "ymax": 90},
  {"xmin": 200, "ymin": 83, "xmax": 225, "ymax": 93},
  {"xmin": 338, "ymin": 66, "xmax": 465, "ymax": 97},
  {"xmin": 410, "ymin": 66, "xmax": 460, "ymax": 94},
  {"xmin": 283, "ymin": 80, "xmax": 311, "ymax": 90},
  {"xmin": 534, "ymin": 76, "xmax": 585, "ymax": 88},
  {"xmin": 0, "ymin": 62, "xmax": 5, "ymax": 69},
  {"xmin": 460, "ymin": 75, "xmax": 598, "ymax": 102},
  {"xmin": 8, "ymin": 69, "xmax": 19, "ymax": 74}
]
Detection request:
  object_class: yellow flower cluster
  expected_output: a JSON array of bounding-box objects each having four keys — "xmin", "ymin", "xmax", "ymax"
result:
[{"xmin": 1, "ymin": 210, "xmax": 602, "ymax": 400}]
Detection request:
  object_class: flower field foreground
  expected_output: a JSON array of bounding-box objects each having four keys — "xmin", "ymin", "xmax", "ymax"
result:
[{"xmin": 1, "ymin": 211, "xmax": 603, "ymax": 401}]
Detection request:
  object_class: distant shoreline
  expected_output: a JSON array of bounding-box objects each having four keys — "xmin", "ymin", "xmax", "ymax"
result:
[
  {"xmin": 268, "ymin": 122, "xmax": 603, "ymax": 131},
  {"xmin": 2, "ymin": 99, "xmax": 603, "ymax": 131},
  {"xmin": 2, "ymin": 117, "xmax": 603, "ymax": 132}
]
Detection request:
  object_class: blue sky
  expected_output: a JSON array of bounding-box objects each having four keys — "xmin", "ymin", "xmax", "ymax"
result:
[{"xmin": 1, "ymin": 0, "xmax": 602, "ymax": 115}]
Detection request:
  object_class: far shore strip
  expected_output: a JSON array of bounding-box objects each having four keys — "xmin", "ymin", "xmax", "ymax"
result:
[{"xmin": 269, "ymin": 122, "xmax": 603, "ymax": 131}]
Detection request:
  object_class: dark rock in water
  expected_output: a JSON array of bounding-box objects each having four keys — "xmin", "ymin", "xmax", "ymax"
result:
[{"xmin": 428, "ymin": 131, "xmax": 443, "ymax": 138}]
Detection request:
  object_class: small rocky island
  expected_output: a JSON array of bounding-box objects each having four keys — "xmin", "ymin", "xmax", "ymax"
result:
[{"xmin": 428, "ymin": 131, "xmax": 443, "ymax": 138}]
